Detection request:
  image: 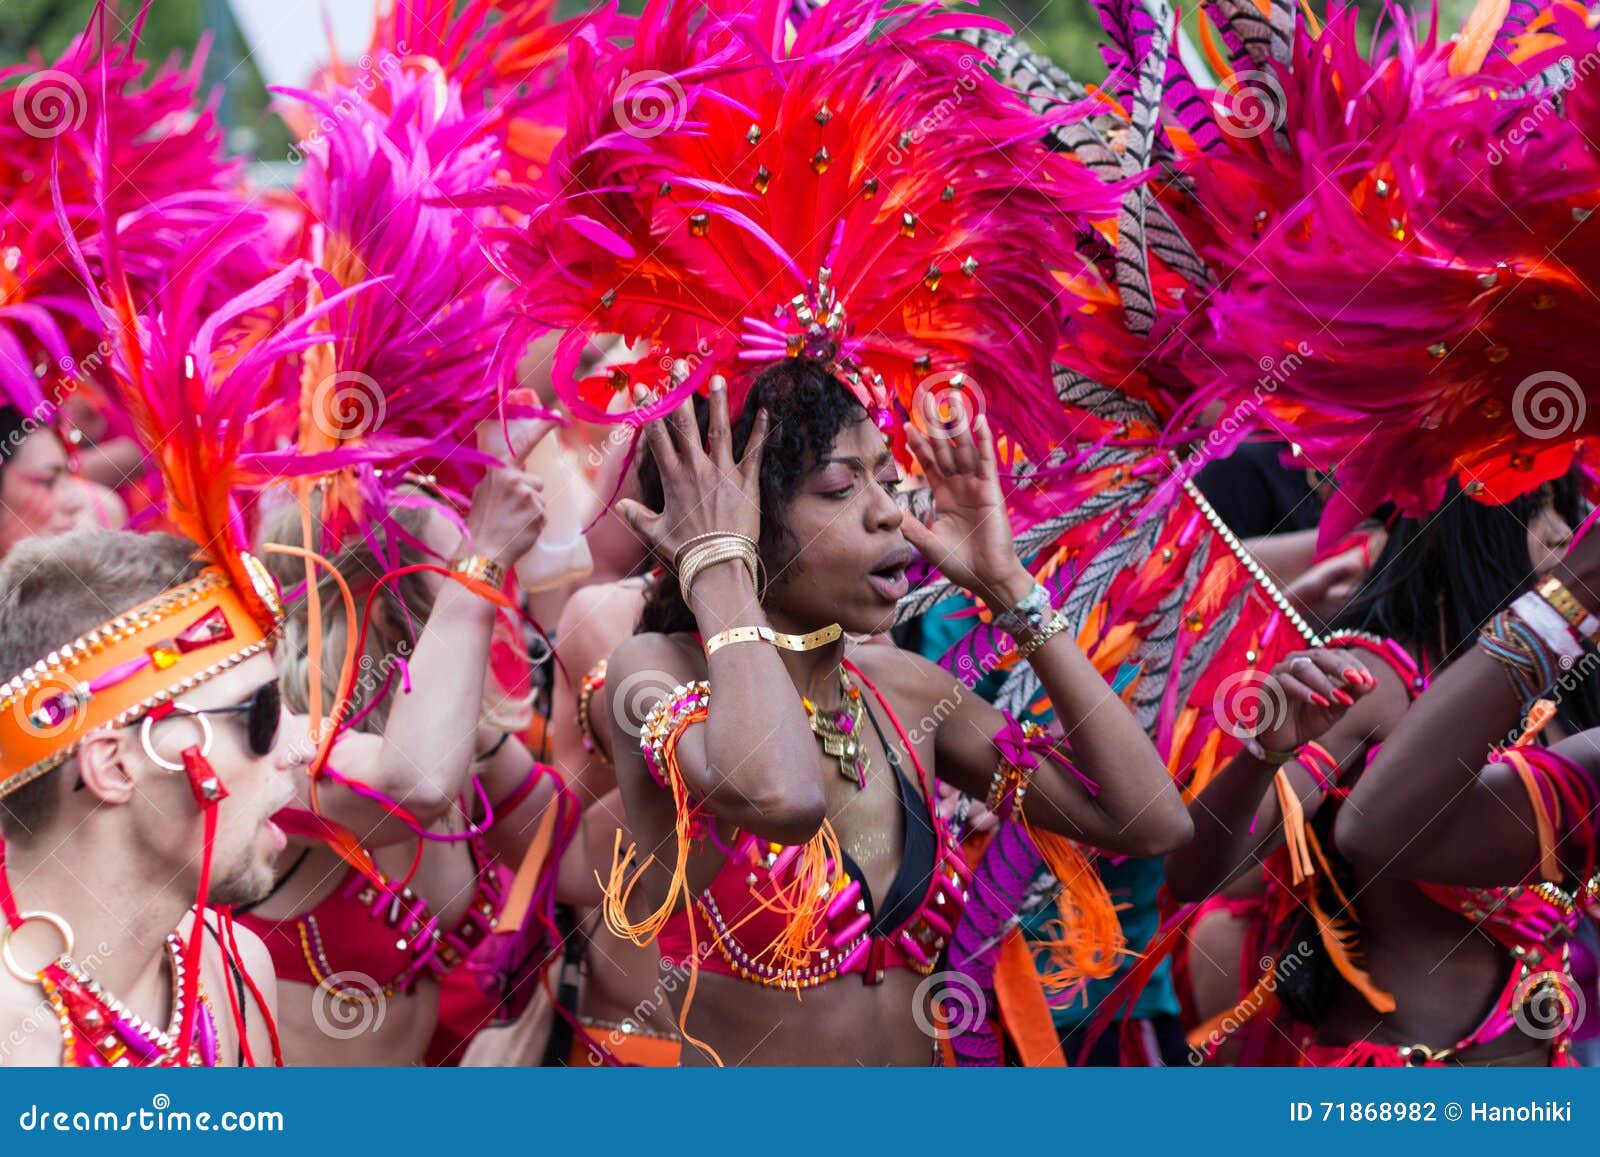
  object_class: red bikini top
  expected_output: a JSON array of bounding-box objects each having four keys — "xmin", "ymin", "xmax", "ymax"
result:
[
  {"xmin": 237, "ymin": 833, "xmax": 508, "ymax": 1000},
  {"xmin": 655, "ymin": 694, "xmax": 970, "ymax": 989},
  {"xmin": 1304, "ymin": 634, "xmax": 1599, "ymax": 1052},
  {"xmin": 235, "ymin": 762, "xmax": 555, "ymax": 998}
]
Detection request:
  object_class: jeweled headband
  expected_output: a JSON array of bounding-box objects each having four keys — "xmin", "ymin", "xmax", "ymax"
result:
[{"xmin": 0, "ymin": 556, "xmax": 284, "ymax": 798}]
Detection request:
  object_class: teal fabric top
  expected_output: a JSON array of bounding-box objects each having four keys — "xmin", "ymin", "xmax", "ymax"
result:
[
  {"xmin": 909, "ymin": 592, "xmax": 1178, "ymax": 1027},
  {"xmin": 1020, "ymin": 855, "xmax": 1178, "ymax": 1026}
]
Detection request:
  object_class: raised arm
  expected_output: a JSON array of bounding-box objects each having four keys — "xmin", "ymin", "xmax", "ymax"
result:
[
  {"xmin": 896, "ymin": 394, "xmax": 1191, "ymax": 857},
  {"xmin": 1164, "ymin": 647, "xmax": 1392, "ymax": 902},
  {"xmin": 288, "ymin": 444, "xmax": 549, "ymax": 844},
  {"xmin": 1337, "ymin": 533, "xmax": 1600, "ymax": 883},
  {"xmin": 610, "ymin": 378, "xmax": 828, "ymax": 845}
]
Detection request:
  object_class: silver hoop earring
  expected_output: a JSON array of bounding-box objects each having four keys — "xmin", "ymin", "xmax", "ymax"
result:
[{"xmin": 138, "ymin": 710, "xmax": 214, "ymax": 772}]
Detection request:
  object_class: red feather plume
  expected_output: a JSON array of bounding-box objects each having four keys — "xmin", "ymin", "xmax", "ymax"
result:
[{"xmin": 489, "ymin": 0, "xmax": 1122, "ymax": 464}]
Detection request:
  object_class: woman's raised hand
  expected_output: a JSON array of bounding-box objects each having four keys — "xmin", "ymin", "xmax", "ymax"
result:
[
  {"xmin": 465, "ymin": 420, "xmax": 552, "ymax": 568},
  {"xmin": 614, "ymin": 374, "xmax": 769, "ymax": 567},
  {"xmin": 900, "ymin": 391, "xmax": 1031, "ymax": 608},
  {"xmin": 1251, "ymin": 647, "xmax": 1377, "ymax": 755}
]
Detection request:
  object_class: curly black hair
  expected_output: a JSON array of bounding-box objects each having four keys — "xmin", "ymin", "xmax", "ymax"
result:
[{"xmin": 636, "ymin": 360, "xmax": 869, "ymax": 635}]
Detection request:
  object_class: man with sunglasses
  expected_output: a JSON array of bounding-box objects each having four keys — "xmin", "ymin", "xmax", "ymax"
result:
[{"xmin": 0, "ymin": 529, "xmax": 299, "ymax": 1066}]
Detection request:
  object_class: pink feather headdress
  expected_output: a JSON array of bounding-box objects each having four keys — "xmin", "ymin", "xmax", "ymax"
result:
[
  {"xmin": 265, "ymin": 56, "xmax": 553, "ymax": 539},
  {"xmin": 0, "ymin": 4, "xmax": 246, "ymax": 421},
  {"xmin": 1150, "ymin": 0, "xmax": 1600, "ymax": 534},
  {"xmin": 488, "ymin": 0, "xmax": 1122, "ymax": 463},
  {"xmin": 366, "ymin": 0, "xmax": 573, "ymax": 182}
]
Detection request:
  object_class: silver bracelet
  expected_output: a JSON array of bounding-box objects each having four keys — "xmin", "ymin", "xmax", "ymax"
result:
[{"xmin": 992, "ymin": 580, "xmax": 1051, "ymax": 641}]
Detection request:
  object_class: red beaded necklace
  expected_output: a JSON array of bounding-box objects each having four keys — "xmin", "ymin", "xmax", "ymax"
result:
[{"xmin": 39, "ymin": 932, "xmax": 218, "ymax": 1067}]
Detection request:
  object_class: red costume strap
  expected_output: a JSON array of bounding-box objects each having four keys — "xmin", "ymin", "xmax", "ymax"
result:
[
  {"xmin": 218, "ymin": 908, "xmax": 283, "ymax": 1067},
  {"xmin": 0, "ymin": 842, "xmax": 21, "ymax": 928},
  {"xmin": 174, "ymin": 745, "xmax": 222, "ymax": 1067},
  {"xmin": 1295, "ymin": 740, "xmax": 1341, "ymax": 795}
]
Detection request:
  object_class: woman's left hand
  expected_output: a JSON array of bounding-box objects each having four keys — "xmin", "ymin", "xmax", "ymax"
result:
[{"xmin": 901, "ymin": 391, "xmax": 1032, "ymax": 608}]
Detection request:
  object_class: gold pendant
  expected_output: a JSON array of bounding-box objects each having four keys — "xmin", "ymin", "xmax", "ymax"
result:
[{"xmin": 802, "ymin": 670, "xmax": 869, "ymax": 790}]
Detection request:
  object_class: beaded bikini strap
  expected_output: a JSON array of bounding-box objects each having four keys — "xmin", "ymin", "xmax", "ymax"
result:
[{"xmin": 576, "ymin": 658, "xmax": 608, "ymax": 755}]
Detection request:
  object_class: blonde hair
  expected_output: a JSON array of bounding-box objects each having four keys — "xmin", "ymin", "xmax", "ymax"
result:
[{"xmin": 259, "ymin": 496, "xmax": 534, "ymax": 736}]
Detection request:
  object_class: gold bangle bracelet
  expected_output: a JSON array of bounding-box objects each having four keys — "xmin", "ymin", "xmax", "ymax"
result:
[
  {"xmin": 1014, "ymin": 610, "xmax": 1070, "ymax": 660},
  {"xmin": 679, "ymin": 538, "xmax": 766, "ymax": 603},
  {"xmin": 703, "ymin": 623, "xmax": 844, "ymax": 656},
  {"xmin": 450, "ymin": 554, "xmax": 507, "ymax": 591},
  {"xmin": 679, "ymin": 542, "xmax": 756, "ymax": 600},
  {"xmin": 1538, "ymin": 575, "xmax": 1600, "ymax": 641},
  {"xmin": 673, "ymin": 531, "xmax": 758, "ymax": 572}
]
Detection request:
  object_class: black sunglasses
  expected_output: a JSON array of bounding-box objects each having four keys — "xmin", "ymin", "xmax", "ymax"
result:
[
  {"xmin": 176, "ymin": 680, "xmax": 283, "ymax": 758},
  {"xmin": 74, "ymin": 681, "xmax": 282, "ymax": 792}
]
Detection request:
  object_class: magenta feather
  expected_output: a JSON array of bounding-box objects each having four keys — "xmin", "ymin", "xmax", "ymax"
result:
[
  {"xmin": 487, "ymin": 0, "xmax": 1122, "ymax": 464},
  {"xmin": 267, "ymin": 60, "xmax": 554, "ymax": 536},
  {"xmin": 0, "ymin": 3, "xmax": 243, "ymax": 418}
]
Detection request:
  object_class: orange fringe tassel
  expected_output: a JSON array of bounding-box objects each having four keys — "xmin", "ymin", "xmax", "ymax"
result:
[
  {"xmin": 1303, "ymin": 827, "xmax": 1396, "ymax": 1013},
  {"xmin": 1028, "ymin": 827, "xmax": 1127, "ymax": 993},
  {"xmin": 1273, "ymin": 770, "xmax": 1315, "ymax": 887},
  {"xmin": 1185, "ymin": 972, "xmax": 1281, "ymax": 1051},
  {"xmin": 601, "ymin": 697, "xmax": 842, "ymax": 1066}
]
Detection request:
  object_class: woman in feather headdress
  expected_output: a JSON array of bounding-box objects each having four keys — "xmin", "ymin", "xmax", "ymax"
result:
[
  {"xmin": 1155, "ymin": 0, "xmax": 1600, "ymax": 537},
  {"xmin": 1128, "ymin": 0, "xmax": 1600, "ymax": 1066},
  {"xmin": 489, "ymin": 0, "xmax": 1192, "ymax": 1065},
  {"xmin": 1, "ymin": 3, "xmax": 274, "ymax": 522}
]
